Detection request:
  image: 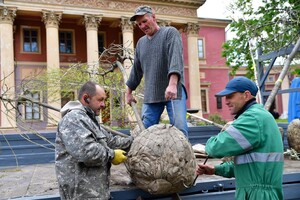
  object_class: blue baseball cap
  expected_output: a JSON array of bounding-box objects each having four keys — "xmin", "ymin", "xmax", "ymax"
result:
[
  {"xmin": 130, "ymin": 5, "xmax": 153, "ymax": 21},
  {"xmin": 215, "ymin": 77, "xmax": 258, "ymax": 97}
]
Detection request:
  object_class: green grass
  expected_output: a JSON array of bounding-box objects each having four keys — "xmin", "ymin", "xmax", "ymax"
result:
[{"xmin": 276, "ymin": 118, "xmax": 288, "ymax": 123}]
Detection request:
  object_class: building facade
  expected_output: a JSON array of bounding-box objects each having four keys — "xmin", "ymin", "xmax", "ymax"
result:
[{"xmin": 0, "ymin": 0, "xmax": 245, "ymax": 131}]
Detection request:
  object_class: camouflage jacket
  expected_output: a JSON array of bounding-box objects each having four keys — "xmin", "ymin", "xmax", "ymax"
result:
[{"xmin": 55, "ymin": 100, "xmax": 133, "ymax": 200}]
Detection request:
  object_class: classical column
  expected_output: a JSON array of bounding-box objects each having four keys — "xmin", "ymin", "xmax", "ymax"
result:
[
  {"xmin": 83, "ymin": 14, "xmax": 102, "ymax": 81},
  {"xmin": 120, "ymin": 17, "xmax": 134, "ymax": 81},
  {"xmin": 120, "ymin": 17, "xmax": 135, "ymax": 123},
  {"xmin": 281, "ymin": 75, "xmax": 289, "ymax": 119},
  {"xmin": 0, "ymin": 6, "xmax": 17, "ymax": 128},
  {"xmin": 186, "ymin": 22, "xmax": 202, "ymax": 116},
  {"xmin": 157, "ymin": 19, "xmax": 171, "ymax": 27},
  {"xmin": 42, "ymin": 10, "xmax": 62, "ymax": 126}
]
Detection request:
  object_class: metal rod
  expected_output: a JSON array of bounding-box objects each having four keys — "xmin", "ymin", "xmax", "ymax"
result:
[
  {"xmin": 187, "ymin": 113, "xmax": 224, "ymax": 129},
  {"xmin": 101, "ymin": 125, "xmax": 130, "ymax": 138},
  {"xmin": 131, "ymin": 102, "xmax": 146, "ymax": 131},
  {"xmin": 191, "ymin": 156, "xmax": 209, "ymax": 186}
]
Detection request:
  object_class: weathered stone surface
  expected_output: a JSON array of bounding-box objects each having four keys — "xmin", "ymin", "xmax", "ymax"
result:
[
  {"xmin": 125, "ymin": 124, "xmax": 196, "ymax": 195},
  {"xmin": 287, "ymin": 119, "xmax": 300, "ymax": 152}
]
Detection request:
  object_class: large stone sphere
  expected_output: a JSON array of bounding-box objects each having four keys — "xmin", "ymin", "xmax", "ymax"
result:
[
  {"xmin": 125, "ymin": 124, "xmax": 196, "ymax": 195},
  {"xmin": 287, "ymin": 119, "xmax": 300, "ymax": 152}
]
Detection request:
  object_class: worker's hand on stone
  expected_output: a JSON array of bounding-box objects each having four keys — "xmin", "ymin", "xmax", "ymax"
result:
[
  {"xmin": 112, "ymin": 149, "xmax": 127, "ymax": 165},
  {"xmin": 196, "ymin": 164, "xmax": 215, "ymax": 175}
]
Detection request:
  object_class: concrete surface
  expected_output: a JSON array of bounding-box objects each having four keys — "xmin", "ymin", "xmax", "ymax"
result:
[{"xmin": 0, "ymin": 158, "xmax": 299, "ymax": 200}]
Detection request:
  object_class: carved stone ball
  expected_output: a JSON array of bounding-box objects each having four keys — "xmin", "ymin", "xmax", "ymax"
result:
[
  {"xmin": 125, "ymin": 124, "xmax": 196, "ymax": 195},
  {"xmin": 287, "ymin": 119, "xmax": 300, "ymax": 152}
]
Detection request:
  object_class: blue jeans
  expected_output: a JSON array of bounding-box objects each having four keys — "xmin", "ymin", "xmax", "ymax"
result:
[{"xmin": 141, "ymin": 90, "xmax": 188, "ymax": 137}]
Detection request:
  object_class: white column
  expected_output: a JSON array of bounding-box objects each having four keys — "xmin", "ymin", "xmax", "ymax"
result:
[
  {"xmin": 186, "ymin": 22, "xmax": 202, "ymax": 116},
  {"xmin": 281, "ymin": 75, "xmax": 289, "ymax": 119},
  {"xmin": 120, "ymin": 17, "xmax": 134, "ymax": 81},
  {"xmin": 120, "ymin": 17, "xmax": 135, "ymax": 122},
  {"xmin": 0, "ymin": 6, "xmax": 17, "ymax": 128},
  {"xmin": 42, "ymin": 10, "xmax": 62, "ymax": 126},
  {"xmin": 84, "ymin": 14, "xmax": 102, "ymax": 81}
]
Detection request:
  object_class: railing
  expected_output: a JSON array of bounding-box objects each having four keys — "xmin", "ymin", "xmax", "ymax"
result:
[{"xmin": 0, "ymin": 124, "xmax": 289, "ymax": 168}]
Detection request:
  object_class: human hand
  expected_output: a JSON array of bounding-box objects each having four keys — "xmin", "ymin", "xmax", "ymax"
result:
[
  {"xmin": 112, "ymin": 149, "xmax": 127, "ymax": 165},
  {"xmin": 125, "ymin": 91, "xmax": 137, "ymax": 105},
  {"xmin": 196, "ymin": 164, "xmax": 215, "ymax": 175},
  {"xmin": 165, "ymin": 85, "xmax": 177, "ymax": 100}
]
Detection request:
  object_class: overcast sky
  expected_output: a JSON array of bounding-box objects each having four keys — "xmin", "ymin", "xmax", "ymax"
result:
[
  {"xmin": 197, "ymin": 0, "xmax": 234, "ymax": 40},
  {"xmin": 197, "ymin": 0, "xmax": 231, "ymax": 19}
]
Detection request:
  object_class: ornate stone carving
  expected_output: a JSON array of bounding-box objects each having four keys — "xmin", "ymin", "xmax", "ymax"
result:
[
  {"xmin": 12, "ymin": 0, "xmax": 198, "ymax": 18},
  {"xmin": 156, "ymin": 0, "xmax": 205, "ymax": 7},
  {"xmin": 120, "ymin": 17, "xmax": 133, "ymax": 32},
  {"xmin": 42, "ymin": 10, "xmax": 62, "ymax": 28},
  {"xmin": 185, "ymin": 22, "xmax": 199, "ymax": 36},
  {"xmin": 157, "ymin": 19, "xmax": 171, "ymax": 27},
  {"xmin": 83, "ymin": 14, "xmax": 102, "ymax": 30},
  {"xmin": 15, "ymin": 0, "xmax": 205, "ymax": 7},
  {"xmin": 0, "ymin": 6, "xmax": 17, "ymax": 24}
]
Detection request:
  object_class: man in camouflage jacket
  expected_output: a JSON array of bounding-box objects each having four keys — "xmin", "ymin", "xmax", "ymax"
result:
[{"xmin": 55, "ymin": 81, "xmax": 133, "ymax": 200}]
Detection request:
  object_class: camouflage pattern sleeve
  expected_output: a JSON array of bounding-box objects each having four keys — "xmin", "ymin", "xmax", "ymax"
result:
[
  {"xmin": 102, "ymin": 128, "xmax": 133, "ymax": 151},
  {"xmin": 58, "ymin": 110, "xmax": 114, "ymax": 166}
]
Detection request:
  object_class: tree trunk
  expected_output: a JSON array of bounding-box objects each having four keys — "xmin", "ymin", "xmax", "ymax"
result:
[{"xmin": 264, "ymin": 37, "xmax": 300, "ymax": 111}]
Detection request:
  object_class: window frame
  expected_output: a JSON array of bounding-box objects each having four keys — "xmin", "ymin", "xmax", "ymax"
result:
[
  {"xmin": 59, "ymin": 29, "xmax": 76, "ymax": 55},
  {"xmin": 20, "ymin": 26, "xmax": 41, "ymax": 54},
  {"xmin": 216, "ymin": 96, "xmax": 222, "ymax": 109},
  {"xmin": 24, "ymin": 91, "xmax": 42, "ymax": 121},
  {"xmin": 200, "ymin": 88, "xmax": 209, "ymax": 113},
  {"xmin": 197, "ymin": 38, "xmax": 205, "ymax": 59}
]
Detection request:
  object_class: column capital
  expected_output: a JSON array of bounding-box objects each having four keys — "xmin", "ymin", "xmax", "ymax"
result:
[
  {"xmin": 83, "ymin": 14, "xmax": 102, "ymax": 30},
  {"xmin": 185, "ymin": 22, "xmax": 200, "ymax": 37},
  {"xmin": 42, "ymin": 10, "xmax": 62, "ymax": 28},
  {"xmin": 120, "ymin": 17, "xmax": 133, "ymax": 32},
  {"xmin": 157, "ymin": 19, "xmax": 171, "ymax": 27},
  {"xmin": 0, "ymin": 6, "xmax": 17, "ymax": 24}
]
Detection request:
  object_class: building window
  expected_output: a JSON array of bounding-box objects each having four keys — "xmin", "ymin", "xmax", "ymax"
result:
[
  {"xmin": 201, "ymin": 89, "xmax": 208, "ymax": 113},
  {"xmin": 198, "ymin": 38, "xmax": 204, "ymax": 59},
  {"xmin": 59, "ymin": 31, "xmax": 74, "ymax": 54},
  {"xmin": 22, "ymin": 28, "xmax": 40, "ymax": 53},
  {"xmin": 266, "ymin": 75, "xmax": 275, "ymax": 83},
  {"xmin": 216, "ymin": 96, "xmax": 222, "ymax": 109},
  {"xmin": 25, "ymin": 91, "xmax": 41, "ymax": 120},
  {"xmin": 98, "ymin": 33, "xmax": 105, "ymax": 54}
]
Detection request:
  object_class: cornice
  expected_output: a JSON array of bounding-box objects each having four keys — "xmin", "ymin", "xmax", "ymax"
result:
[
  {"xmin": 3, "ymin": 0, "xmax": 205, "ymax": 8},
  {"xmin": 199, "ymin": 18, "xmax": 231, "ymax": 28},
  {"xmin": 137, "ymin": 0, "xmax": 205, "ymax": 7},
  {"xmin": 3, "ymin": 0, "xmax": 204, "ymax": 24}
]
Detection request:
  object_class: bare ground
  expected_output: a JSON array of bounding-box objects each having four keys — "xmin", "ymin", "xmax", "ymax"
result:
[{"xmin": 0, "ymin": 157, "xmax": 299, "ymax": 200}]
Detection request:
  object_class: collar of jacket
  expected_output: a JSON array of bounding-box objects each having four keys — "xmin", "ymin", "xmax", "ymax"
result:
[
  {"xmin": 84, "ymin": 106, "xmax": 101, "ymax": 129},
  {"xmin": 234, "ymin": 98, "xmax": 257, "ymax": 120}
]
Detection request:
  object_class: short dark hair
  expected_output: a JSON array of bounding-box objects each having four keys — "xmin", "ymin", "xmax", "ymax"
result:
[{"xmin": 78, "ymin": 81, "xmax": 97, "ymax": 100}]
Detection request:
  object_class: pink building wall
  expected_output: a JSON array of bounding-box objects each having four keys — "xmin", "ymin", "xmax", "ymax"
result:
[
  {"xmin": 182, "ymin": 20, "xmax": 233, "ymax": 122},
  {"xmin": 199, "ymin": 25, "xmax": 233, "ymax": 121}
]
